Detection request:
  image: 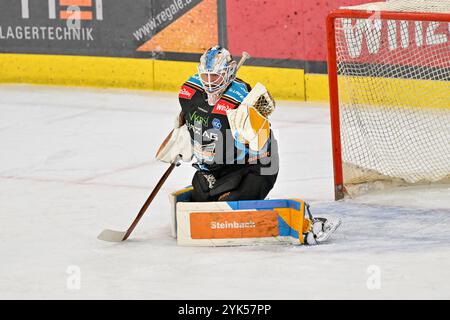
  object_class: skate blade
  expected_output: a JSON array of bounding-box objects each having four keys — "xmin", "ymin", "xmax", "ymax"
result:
[
  {"xmin": 317, "ymin": 218, "xmax": 342, "ymax": 243},
  {"xmin": 97, "ymin": 229, "xmax": 127, "ymax": 242}
]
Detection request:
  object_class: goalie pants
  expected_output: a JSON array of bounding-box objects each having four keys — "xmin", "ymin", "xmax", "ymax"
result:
[{"xmin": 191, "ymin": 165, "xmax": 278, "ymax": 202}]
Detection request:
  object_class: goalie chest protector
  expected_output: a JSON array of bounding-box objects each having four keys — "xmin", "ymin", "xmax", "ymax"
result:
[{"xmin": 178, "ymin": 74, "xmax": 277, "ymax": 170}]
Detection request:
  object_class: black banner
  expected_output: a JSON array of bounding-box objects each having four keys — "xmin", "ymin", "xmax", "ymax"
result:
[{"xmin": 0, "ymin": 0, "xmax": 202, "ymax": 57}]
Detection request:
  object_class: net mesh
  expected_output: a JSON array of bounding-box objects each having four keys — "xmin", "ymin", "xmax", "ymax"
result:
[{"xmin": 334, "ymin": 0, "xmax": 450, "ymax": 196}]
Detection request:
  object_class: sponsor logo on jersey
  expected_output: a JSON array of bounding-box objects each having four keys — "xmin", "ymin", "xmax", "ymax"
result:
[
  {"xmin": 248, "ymin": 151, "xmax": 271, "ymax": 163},
  {"xmin": 189, "ymin": 111, "xmax": 209, "ymax": 126},
  {"xmin": 186, "ymin": 122, "xmax": 219, "ymax": 141},
  {"xmin": 212, "ymin": 118, "xmax": 222, "ymax": 130},
  {"xmin": 227, "ymin": 87, "xmax": 246, "ymax": 100},
  {"xmin": 179, "ymin": 85, "xmax": 196, "ymax": 100},
  {"xmin": 193, "ymin": 141, "xmax": 216, "ymax": 162},
  {"xmin": 212, "ymin": 100, "xmax": 236, "ymax": 115}
]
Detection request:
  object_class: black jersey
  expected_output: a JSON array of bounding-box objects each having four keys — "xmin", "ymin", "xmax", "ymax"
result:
[{"xmin": 178, "ymin": 74, "xmax": 279, "ymax": 174}]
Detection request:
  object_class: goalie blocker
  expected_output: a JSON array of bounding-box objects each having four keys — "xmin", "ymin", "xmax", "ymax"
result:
[{"xmin": 169, "ymin": 188, "xmax": 341, "ymax": 246}]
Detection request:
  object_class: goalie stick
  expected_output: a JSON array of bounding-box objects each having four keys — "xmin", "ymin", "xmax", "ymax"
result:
[
  {"xmin": 236, "ymin": 51, "xmax": 250, "ymax": 71},
  {"xmin": 97, "ymin": 159, "xmax": 180, "ymax": 242}
]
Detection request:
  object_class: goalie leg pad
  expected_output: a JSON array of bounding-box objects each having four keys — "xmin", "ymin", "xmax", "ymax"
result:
[
  {"xmin": 169, "ymin": 191, "xmax": 341, "ymax": 246},
  {"xmin": 169, "ymin": 193, "xmax": 313, "ymax": 246}
]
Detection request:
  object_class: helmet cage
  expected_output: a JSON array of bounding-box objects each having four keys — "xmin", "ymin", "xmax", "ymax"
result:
[{"xmin": 198, "ymin": 47, "xmax": 237, "ymax": 97}]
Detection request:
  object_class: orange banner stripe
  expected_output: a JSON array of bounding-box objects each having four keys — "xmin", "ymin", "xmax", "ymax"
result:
[
  {"xmin": 59, "ymin": 0, "xmax": 92, "ymax": 6},
  {"xmin": 60, "ymin": 10, "xmax": 93, "ymax": 20}
]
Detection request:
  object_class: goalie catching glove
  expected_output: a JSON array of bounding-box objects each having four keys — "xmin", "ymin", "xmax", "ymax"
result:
[
  {"xmin": 155, "ymin": 113, "xmax": 193, "ymax": 164},
  {"xmin": 226, "ymin": 83, "xmax": 275, "ymax": 152}
]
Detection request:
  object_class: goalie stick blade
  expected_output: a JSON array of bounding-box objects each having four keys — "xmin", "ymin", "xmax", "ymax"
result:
[{"xmin": 97, "ymin": 229, "xmax": 127, "ymax": 242}]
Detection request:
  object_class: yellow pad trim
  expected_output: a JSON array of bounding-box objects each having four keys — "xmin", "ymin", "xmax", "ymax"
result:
[
  {"xmin": 275, "ymin": 207, "xmax": 305, "ymax": 244},
  {"xmin": 248, "ymin": 106, "xmax": 270, "ymax": 151}
]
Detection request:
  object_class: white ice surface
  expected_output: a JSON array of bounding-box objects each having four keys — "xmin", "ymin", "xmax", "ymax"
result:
[{"xmin": 0, "ymin": 84, "xmax": 449, "ymax": 299}]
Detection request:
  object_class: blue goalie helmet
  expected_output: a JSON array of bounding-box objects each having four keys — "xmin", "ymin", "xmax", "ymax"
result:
[{"xmin": 198, "ymin": 45, "xmax": 237, "ymax": 105}]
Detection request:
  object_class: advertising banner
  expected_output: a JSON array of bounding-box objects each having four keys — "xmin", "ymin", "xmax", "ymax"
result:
[{"xmin": 0, "ymin": 0, "xmax": 207, "ymax": 57}]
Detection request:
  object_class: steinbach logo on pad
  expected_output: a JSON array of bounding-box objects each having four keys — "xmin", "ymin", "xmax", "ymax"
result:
[
  {"xmin": 210, "ymin": 221, "xmax": 256, "ymax": 229},
  {"xmin": 189, "ymin": 211, "xmax": 279, "ymax": 239}
]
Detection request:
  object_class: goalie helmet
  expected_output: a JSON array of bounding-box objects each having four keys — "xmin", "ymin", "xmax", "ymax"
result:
[{"xmin": 198, "ymin": 46, "xmax": 237, "ymax": 105}]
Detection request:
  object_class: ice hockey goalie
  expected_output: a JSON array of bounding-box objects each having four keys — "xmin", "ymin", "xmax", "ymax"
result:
[{"xmin": 156, "ymin": 45, "xmax": 340, "ymax": 246}]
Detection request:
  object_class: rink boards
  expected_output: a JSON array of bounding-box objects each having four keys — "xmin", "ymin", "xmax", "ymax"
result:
[{"xmin": 170, "ymin": 188, "xmax": 311, "ymax": 247}]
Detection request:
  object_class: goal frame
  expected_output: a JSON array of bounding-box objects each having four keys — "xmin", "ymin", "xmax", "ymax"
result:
[{"xmin": 326, "ymin": 8, "xmax": 450, "ymax": 200}]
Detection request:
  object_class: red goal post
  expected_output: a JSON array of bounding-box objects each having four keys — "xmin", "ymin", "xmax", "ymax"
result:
[{"xmin": 326, "ymin": 8, "xmax": 450, "ymax": 200}]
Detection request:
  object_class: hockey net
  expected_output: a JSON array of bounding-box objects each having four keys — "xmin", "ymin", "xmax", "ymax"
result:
[{"xmin": 327, "ymin": 0, "xmax": 450, "ymax": 199}]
